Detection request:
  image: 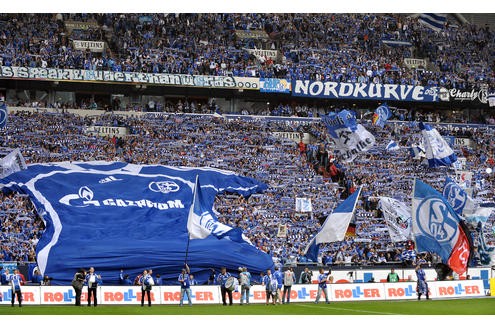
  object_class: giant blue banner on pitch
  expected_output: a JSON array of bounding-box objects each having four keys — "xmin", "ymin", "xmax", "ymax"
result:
[
  {"xmin": 292, "ymin": 80, "xmax": 440, "ymax": 102},
  {"xmin": 0, "ymin": 162, "xmax": 273, "ymax": 285}
]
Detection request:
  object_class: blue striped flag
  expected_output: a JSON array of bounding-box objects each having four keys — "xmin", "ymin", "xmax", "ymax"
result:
[
  {"xmin": 304, "ymin": 188, "xmax": 361, "ymax": 261},
  {"xmin": 419, "ymin": 122, "xmax": 457, "ymax": 168},
  {"xmin": 409, "ymin": 143, "xmax": 425, "ymax": 159},
  {"xmin": 419, "ymin": 14, "xmax": 447, "ymax": 32}
]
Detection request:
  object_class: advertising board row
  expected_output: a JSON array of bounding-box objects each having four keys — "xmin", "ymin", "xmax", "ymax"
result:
[{"xmin": 0, "ymin": 280, "xmax": 486, "ymax": 305}]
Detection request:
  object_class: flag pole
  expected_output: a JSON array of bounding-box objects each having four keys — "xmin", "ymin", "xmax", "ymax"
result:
[
  {"xmin": 184, "ymin": 233, "xmax": 191, "ymax": 265},
  {"xmin": 185, "ymin": 175, "xmax": 199, "ymax": 266}
]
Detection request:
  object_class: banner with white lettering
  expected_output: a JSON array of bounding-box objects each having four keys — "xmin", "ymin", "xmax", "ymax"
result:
[
  {"xmin": 85, "ymin": 126, "xmax": 128, "ymax": 136},
  {"xmin": 321, "ymin": 110, "xmax": 375, "ymax": 162},
  {"xmin": 292, "ymin": 80, "xmax": 440, "ymax": 102},
  {"xmin": 0, "ymin": 66, "xmax": 260, "ymax": 90},
  {"xmin": 244, "ymin": 48, "xmax": 278, "ymax": 60},
  {"xmin": 403, "ymin": 58, "xmax": 427, "ymax": 69},
  {"xmin": 440, "ymin": 87, "xmax": 489, "ymax": 107},
  {"xmin": 72, "ymin": 40, "xmax": 105, "ymax": 52}
]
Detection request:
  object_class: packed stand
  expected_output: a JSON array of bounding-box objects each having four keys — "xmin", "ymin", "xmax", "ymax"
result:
[
  {"xmin": 0, "ymin": 107, "xmax": 494, "ymax": 269},
  {"xmin": 1, "ymin": 13, "xmax": 494, "ymax": 90}
]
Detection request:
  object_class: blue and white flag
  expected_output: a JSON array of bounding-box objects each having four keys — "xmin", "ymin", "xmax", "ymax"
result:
[
  {"xmin": 0, "ymin": 161, "xmax": 273, "ymax": 285},
  {"xmin": 378, "ymin": 197, "xmax": 412, "ymax": 242},
  {"xmin": 385, "ymin": 140, "xmax": 400, "ymax": 152},
  {"xmin": 295, "ymin": 197, "xmax": 313, "ymax": 212},
  {"xmin": 372, "ymin": 103, "xmax": 391, "ymax": 128},
  {"xmin": 187, "ymin": 175, "xmax": 244, "ymax": 241},
  {"xmin": 419, "ymin": 122, "xmax": 457, "ymax": 168},
  {"xmin": 412, "ymin": 179, "xmax": 470, "ymax": 274},
  {"xmin": 304, "ymin": 188, "xmax": 361, "ymax": 261},
  {"xmin": 442, "ymin": 176, "xmax": 476, "ymax": 216},
  {"xmin": 0, "ymin": 102, "xmax": 7, "ymax": 128},
  {"xmin": 321, "ymin": 110, "xmax": 375, "ymax": 162},
  {"xmin": 409, "ymin": 143, "xmax": 426, "ymax": 159},
  {"xmin": 419, "ymin": 13, "xmax": 447, "ymax": 32},
  {"xmin": 465, "ymin": 207, "xmax": 494, "ymax": 226}
]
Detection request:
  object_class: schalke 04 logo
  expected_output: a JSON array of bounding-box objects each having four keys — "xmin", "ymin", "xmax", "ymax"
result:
[
  {"xmin": 442, "ymin": 182, "xmax": 467, "ymax": 213},
  {"xmin": 148, "ymin": 181, "xmax": 180, "ymax": 193},
  {"xmin": 416, "ymin": 197, "xmax": 459, "ymax": 243}
]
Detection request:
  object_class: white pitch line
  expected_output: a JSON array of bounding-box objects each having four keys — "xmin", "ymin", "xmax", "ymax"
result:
[{"xmin": 294, "ymin": 303, "xmax": 401, "ymax": 315}]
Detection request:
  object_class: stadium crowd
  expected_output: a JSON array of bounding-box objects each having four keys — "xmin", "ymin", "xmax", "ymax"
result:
[
  {"xmin": 0, "ymin": 13, "xmax": 494, "ymax": 90},
  {"xmin": 0, "ymin": 107, "xmax": 494, "ymax": 270},
  {"xmin": 1, "ymin": 12, "xmax": 494, "ymax": 280}
]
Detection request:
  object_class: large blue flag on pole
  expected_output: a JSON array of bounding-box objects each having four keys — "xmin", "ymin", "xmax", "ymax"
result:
[
  {"xmin": 187, "ymin": 175, "xmax": 244, "ymax": 242},
  {"xmin": 372, "ymin": 103, "xmax": 391, "ymax": 128},
  {"xmin": 0, "ymin": 161, "xmax": 274, "ymax": 284},
  {"xmin": 419, "ymin": 122, "xmax": 457, "ymax": 168},
  {"xmin": 304, "ymin": 188, "xmax": 361, "ymax": 261},
  {"xmin": 412, "ymin": 179, "xmax": 470, "ymax": 274}
]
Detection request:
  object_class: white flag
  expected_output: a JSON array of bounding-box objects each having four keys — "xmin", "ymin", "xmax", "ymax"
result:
[
  {"xmin": 378, "ymin": 197, "xmax": 412, "ymax": 242},
  {"xmin": 295, "ymin": 197, "xmax": 312, "ymax": 212}
]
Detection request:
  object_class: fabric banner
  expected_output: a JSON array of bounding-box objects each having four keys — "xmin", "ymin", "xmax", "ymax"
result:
[
  {"xmin": 277, "ymin": 224, "xmax": 288, "ymax": 238},
  {"xmin": 378, "ymin": 197, "xmax": 412, "ymax": 242},
  {"xmin": 412, "ymin": 179, "xmax": 470, "ymax": 274},
  {"xmin": 292, "ymin": 80, "xmax": 440, "ymax": 102},
  {"xmin": 84, "ymin": 126, "xmax": 129, "ymax": 136},
  {"xmin": 295, "ymin": 197, "xmax": 312, "ymax": 212},
  {"xmin": 72, "ymin": 40, "xmax": 105, "ymax": 52},
  {"xmin": 0, "ymin": 161, "xmax": 273, "ymax": 285},
  {"xmin": 243, "ymin": 48, "xmax": 278, "ymax": 59},
  {"xmin": 419, "ymin": 13, "xmax": 447, "ymax": 32},
  {"xmin": 419, "ymin": 122, "xmax": 457, "ymax": 168},
  {"xmin": 260, "ymin": 78, "xmax": 291, "ymax": 93},
  {"xmin": 403, "ymin": 58, "xmax": 427, "ymax": 69},
  {"xmin": 0, "ymin": 66, "xmax": 260, "ymax": 90},
  {"xmin": 234, "ymin": 30, "xmax": 269, "ymax": 40},
  {"xmin": 321, "ymin": 110, "xmax": 375, "ymax": 162},
  {"xmin": 441, "ymin": 88, "xmax": 489, "ymax": 106}
]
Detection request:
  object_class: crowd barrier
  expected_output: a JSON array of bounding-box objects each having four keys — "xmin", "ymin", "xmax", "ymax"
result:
[{"xmin": 0, "ymin": 280, "xmax": 487, "ymax": 305}]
